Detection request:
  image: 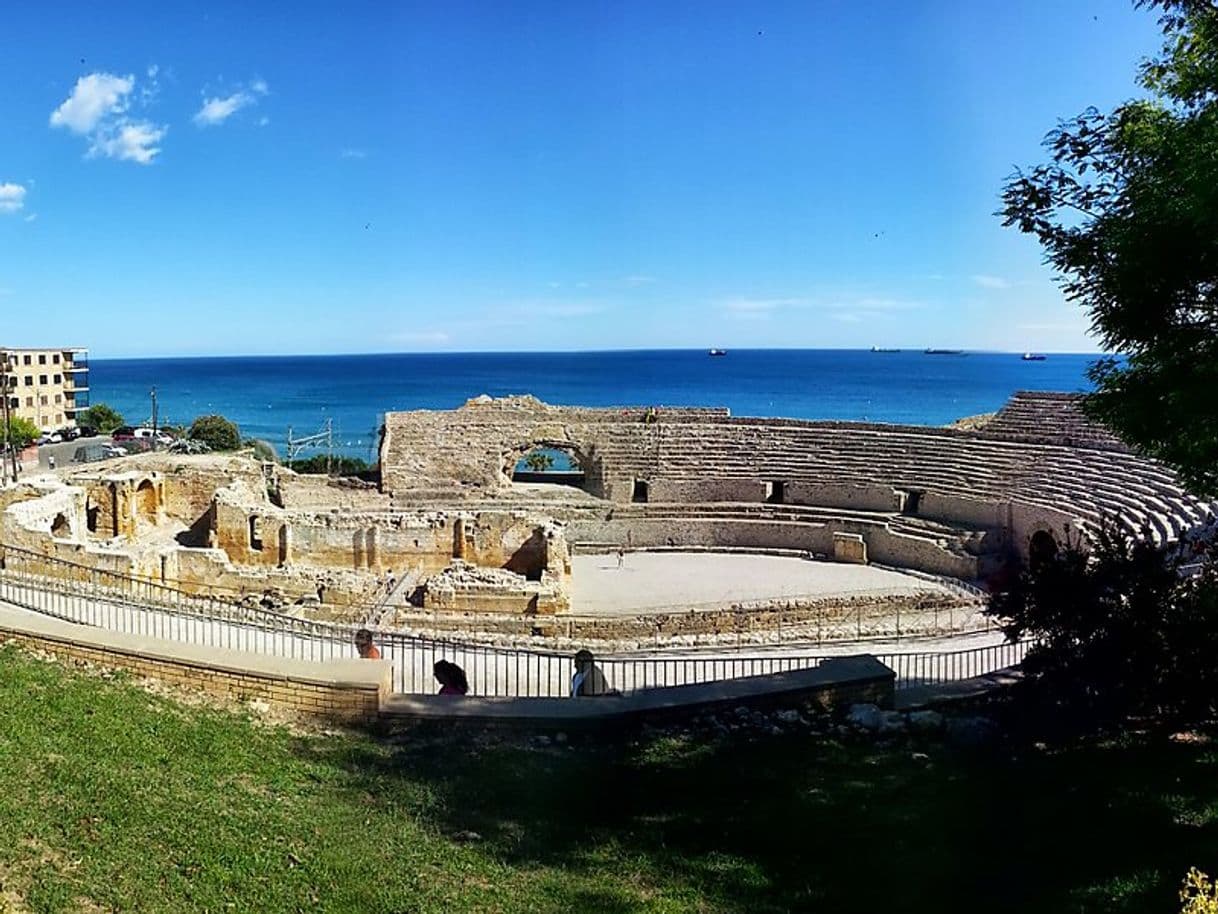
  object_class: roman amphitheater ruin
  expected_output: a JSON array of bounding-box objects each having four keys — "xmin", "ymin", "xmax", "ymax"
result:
[{"xmin": 1, "ymin": 390, "xmax": 1214, "ymax": 671}]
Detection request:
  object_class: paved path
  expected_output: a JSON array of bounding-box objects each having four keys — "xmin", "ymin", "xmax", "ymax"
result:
[{"xmin": 0, "ymin": 576, "xmax": 1019, "ymax": 699}]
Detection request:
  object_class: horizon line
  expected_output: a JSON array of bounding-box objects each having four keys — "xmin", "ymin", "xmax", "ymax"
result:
[{"xmin": 83, "ymin": 346, "xmax": 1115, "ymax": 361}]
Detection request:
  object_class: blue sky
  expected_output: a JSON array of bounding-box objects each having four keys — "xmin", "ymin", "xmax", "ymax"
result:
[{"xmin": 0, "ymin": 1, "xmax": 1163, "ymax": 357}]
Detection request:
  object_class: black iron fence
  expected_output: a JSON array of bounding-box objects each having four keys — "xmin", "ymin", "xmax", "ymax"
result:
[{"xmin": 0, "ymin": 543, "xmax": 1028, "ymax": 697}]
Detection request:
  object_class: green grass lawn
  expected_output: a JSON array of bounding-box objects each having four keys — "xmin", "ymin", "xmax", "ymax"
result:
[{"xmin": 1, "ymin": 644, "xmax": 1216, "ymax": 913}]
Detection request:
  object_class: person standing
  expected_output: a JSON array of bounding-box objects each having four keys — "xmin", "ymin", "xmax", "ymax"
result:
[{"xmin": 354, "ymin": 629, "xmax": 381, "ymax": 660}]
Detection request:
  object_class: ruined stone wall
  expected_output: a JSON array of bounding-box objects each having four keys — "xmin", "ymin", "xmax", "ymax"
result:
[{"xmin": 379, "ymin": 394, "xmax": 1217, "ymax": 554}]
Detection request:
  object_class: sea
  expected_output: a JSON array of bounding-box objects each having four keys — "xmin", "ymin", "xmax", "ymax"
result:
[{"xmin": 87, "ymin": 350, "xmax": 1102, "ymax": 460}]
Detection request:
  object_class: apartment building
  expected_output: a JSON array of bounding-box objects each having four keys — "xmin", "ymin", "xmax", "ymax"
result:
[{"xmin": 1, "ymin": 347, "xmax": 90, "ymax": 431}]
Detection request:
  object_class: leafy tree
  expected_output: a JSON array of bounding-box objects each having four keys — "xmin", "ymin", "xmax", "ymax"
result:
[
  {"xmin": 522, "ymin": 450, "xmax": 555, "ymax": 472},
  {"xmin": 79, "ymin": 403, "xmax": 124, "ymax": 433},
  {"xmin": 3, "ymin": 416, "xmax": 39, "ymax": 449},
  {"xmin": 188, "ymin": 414, "xmax": 241, "ymax": 451},
  {"xmin": 987, "ymin": 519, "xmax": 1218, "ymax": 729},
  {"xmin": 1000, "ymin": 0, "xmax": 1218, "ymax": 495},
  {"xmin": 288, "ymin": 455, "xmax": 370, "ymax": 476}
]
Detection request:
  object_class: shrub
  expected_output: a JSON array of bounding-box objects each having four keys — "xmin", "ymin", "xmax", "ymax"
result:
[
  {"xmin": 1182, "ymin": 869, "xmax": 1218, "ymax": 914},
  {"xmin": 3, "ymin": 416, "xmax": 39, "ymax": 449},
  {"xmin": 288, "ymin": 455, "xmax": 370, "ymax": 477},
  {"xmin": 79, "ymin": 403, "xmax": 125, "ymax": 433},
  {"xmin": 188, "ymin": 414, "xmax": 241, "ymax": 451},
  {"xmin": 987, "ymin": 518, "xmax": 1218, "ymax": 729},
  {"xmin": 246, "ymin": 439, "xmax": 279, "ymax": 463}
]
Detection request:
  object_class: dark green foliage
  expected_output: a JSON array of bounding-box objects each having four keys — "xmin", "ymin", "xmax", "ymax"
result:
[
  {"xmin": 188, "ymin": 414, "xmax": 241, "ymax": 451},
  {"xmin": 79, "ymin": 403, "xmax": 124, "ymax": 433},
  {"xmin": 987, "ymin": 520, "xmax": 1218, "ymax": 728},
  {"xmin": 287, "ymin": 455, "xmax": 370, "ymax": 476},
  {"xmin": 3, "ymin": 416, "xmax": 39, "ymax": 449},
  {"xmin": 1000, "ymin": 0, "xmax": 1218, "ymax": 495},
  {"xmin": 522, "ymin": 450, "xmax": 555, "ymax": 472}
]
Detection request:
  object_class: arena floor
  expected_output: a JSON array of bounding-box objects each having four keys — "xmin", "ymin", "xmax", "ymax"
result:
[{"xmin": 569, "ymin": 551, "xmax": 955, "ymax": 616}]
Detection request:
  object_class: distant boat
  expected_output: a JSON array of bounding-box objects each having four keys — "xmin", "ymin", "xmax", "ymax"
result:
[
  {"xmin": 870, "ymin": 346, "xmax": 901, "ymax": 353},
  {"xmin": 1021, "ymin": 352, "xmax": 1047, "ymax": 361},
  {"xmin": 924, "ymin": 348, "xmax": 964, "ymax": 355},
  {"xmin": 708, "ymin": 349, "xmax": 727, "ymax": 357}
]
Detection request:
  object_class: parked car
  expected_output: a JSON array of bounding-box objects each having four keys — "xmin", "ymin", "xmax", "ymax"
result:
[
  {"xmin": 37, "ymin": 432, "xmax": 63, "ymax": 445},
  {"xmin": 111, "ymin": 426, "xmax": 137, "ymax": 442},
  {"xmin": 65, "ymin": 425, "xmax": 98, "ymax": 440}
]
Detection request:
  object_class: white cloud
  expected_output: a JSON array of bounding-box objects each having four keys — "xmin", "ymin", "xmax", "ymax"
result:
[
  {"xmin": 0, "ymin": 183, "xmax": 27, "ymax": 214},
  {"xmin": 89, "ymin": 121, "xmax": 166, "ymax": 165},
  {"xmin": 621, "ymin": 275, "xmax": 657, "ymax": 287},
  {"xmin": 721, "ymin": 297, "xmax": 803, "ymax": 313},
  {"xmin": 50, "ymin": 73, "xmax": 133, "ymax": 133},
  {"xmin": 339, "ymin": 147, "xmax": 368, "ymax": 159},
  {"xmin": 194, "ymin": 92, "xmax": 253, "ymax": 126},
  {"xmin": 147, "ymin": 64, "xmax": 159, "ymax": 79},
  {"xmin": 24, "ymin": 213, "xmax": 37, "ymax": 223},
  {"xmin": 972, "ymin": 274, "xmax": 1013, "ymax": 290},
  {"xmin": 50, "ymin": 71, "xmax": 166, "ymax": 164},
  {"xmin": 392, "ymin": 330, "xmax": 450, "ymax": 345},
  {"xmin": 258, "ymin": 116, "xmax": 270, "ymax": 127},
  {"xmin": 194, "ymin": 79, "xmax": 269, "ymax": 127}
]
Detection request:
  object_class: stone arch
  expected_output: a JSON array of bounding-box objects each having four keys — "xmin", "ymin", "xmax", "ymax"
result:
[
  {"xmin": 135, "ymin": 479, "xmax": 159, "ymax": 524},
  {"xmin": 85, "ymin": 494, "xmax": 100, "ymax": 534},
  {"xmin": 504, "ymin": 439, "xmax": 596, "ymax": 493},
  {"xmin": 50, "ymin": 512, "xmax": 72, "ymax": 539},
  {"xmin": 1028, "ymin": 529, "xmax": 1059, "ymax": 568}
]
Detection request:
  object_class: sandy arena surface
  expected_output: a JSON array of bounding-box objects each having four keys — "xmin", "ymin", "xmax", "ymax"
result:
[{"xmin": 570, "ymin": 552, "xmax": 954, "ymax": 615}]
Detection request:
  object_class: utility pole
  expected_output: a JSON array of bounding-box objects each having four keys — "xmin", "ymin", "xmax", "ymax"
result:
[
  {"xmin": 150, "ymin": 386, "xmax": 158, "ymax": 440},
  {"xmin": 326, "ymin": 416, "xmax": 333, "ymax": 476},
  {"xmin": 0, "ymin": 349, "xmax": 16, "ymax": 484},
  {"xmin": 0, "ymin": 348, "xmax": 17, "ymax": 487}
]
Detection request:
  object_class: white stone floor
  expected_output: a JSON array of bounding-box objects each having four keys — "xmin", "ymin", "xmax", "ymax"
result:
[{"xmin": 570, "ymin": 551, "xmax": 954, "ymax": 616}]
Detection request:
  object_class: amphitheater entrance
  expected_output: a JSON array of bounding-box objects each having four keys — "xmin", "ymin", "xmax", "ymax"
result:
[
  {"xmin": 510, "ymin": 445, "xmax": 587, "ymax": 490},
  {"xmin": 135, "ymin": 479, "xmax": 159, "ymax": 524},
  {"xmin": 51, "ymin": 512, "xmax": 71, "ymax": 539},
  {"xmin": 1029, "ymin": 529, "xmax": 1059, "ymax": 567}
]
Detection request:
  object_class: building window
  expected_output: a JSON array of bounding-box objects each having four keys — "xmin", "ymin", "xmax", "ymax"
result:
[
  {"xmin": 40, "ymin": 395, "xmax": 47, "ymax": 406},
  {"xmin": 53, "ymin": 354, "xmax": 60, "ymax": 364},
  {"xmin": 23, "ymin": 377, "xmax": 32, "ymax": 386},
  {"xmin": 25, "ymin": 397, "xmax": 32, "ymax": 407},
  {"xmin": 53, "ymin": 374, "xmax": 61, "ymax": 383},
  {"xmin": 54, "ymin": 394, "xmax": 61, "ymax": 404},
  {"xmin": 7, "ymin": 398, "xmax": 16, "ymax": 409},
  {"xmin": 38, "ymin": 355, "xmax": 46, "ymax": 365},
  {"xmin": 22, "ymin": 355, "xmax": 30, "ymax": 365},
  {"xmin": 38, "ymin": 375, "xmax": 47, "ymax": 384}
]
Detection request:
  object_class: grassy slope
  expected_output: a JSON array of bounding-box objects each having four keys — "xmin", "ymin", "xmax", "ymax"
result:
[{"xmin": 0, "ymin": 645, "xmax": 1217, "ymax": 913}]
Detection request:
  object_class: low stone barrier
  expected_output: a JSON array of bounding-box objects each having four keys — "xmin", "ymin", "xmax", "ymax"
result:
[
  {"xmin": 380, "ymin": 655, "xmax": 894, "ymax": 728},
  {"xmin": 0, "ymin": 604, "xmax": 390, "ymax": 722}
]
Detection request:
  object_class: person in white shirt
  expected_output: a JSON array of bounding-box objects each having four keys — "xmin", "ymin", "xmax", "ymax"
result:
[{"xmin": 571, "ymin": 649, "xmax": 614, "ymax": 697}]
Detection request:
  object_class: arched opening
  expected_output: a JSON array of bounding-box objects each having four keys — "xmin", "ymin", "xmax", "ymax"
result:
[
  {"xmin": 135, "ymin": 479, "xmax": 158, "ymax": 524},
  {"xmin": 85, "ymin": 495, "xmax": 99, "ymax": 534},
  {"xmin": 50, "ymin": 513, "xmax": 71, "ymax": 539},
  {"xmin": 1029, "ymin": 529, "xmax": 1059, "ymax": 568},
  {"xmin": 510, "ymin": 445, "xmax": 587, "ymax": 489}
]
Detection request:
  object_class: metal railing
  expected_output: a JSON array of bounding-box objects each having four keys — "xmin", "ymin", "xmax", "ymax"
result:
[{"xmin": 0, "ymin": 543, "xmax": 1029, "ymax": 697}]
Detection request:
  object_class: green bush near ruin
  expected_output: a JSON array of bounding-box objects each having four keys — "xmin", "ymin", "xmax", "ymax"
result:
[
  {"xmin": 78, "ymin": 403, "xmax": 124, "ymax": 434},
  {"xmin": 188, "ymin": 413, "xmax": 241, "ymax": 451},
  {"xmin": 288, "ymin": 455, "xmax": 370, "ymax": 476},
  {"xmin": 3, "ymin": 416, "xmax": 39, "ymax": 449},
  {"xmin": 2, "ymin": 643, "xmax": 1218, "ymax": 913}
]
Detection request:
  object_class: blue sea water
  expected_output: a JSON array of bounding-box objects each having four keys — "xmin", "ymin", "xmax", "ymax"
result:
[{"xmin": 87, "ymin": 350, "xmax": 1100, "ymax": 460}]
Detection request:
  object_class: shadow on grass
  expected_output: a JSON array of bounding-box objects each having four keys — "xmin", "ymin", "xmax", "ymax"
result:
[{"xmin": 296, "ymin": 721, "xmax": 1218, "ymax": 913}]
